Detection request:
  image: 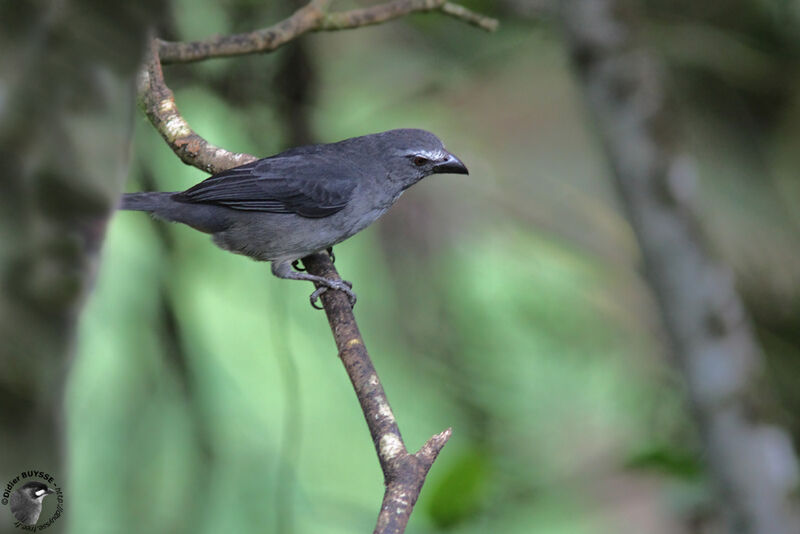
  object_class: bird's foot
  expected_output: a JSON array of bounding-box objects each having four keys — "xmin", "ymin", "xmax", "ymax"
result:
[
  {"xmin": 271, "ymin": 260, "xmax": 353, "ymax": 309},
  {"xmin": 309, "ymin": 278, "xmax": 356, "ymax": 310},
  {"xmin": 327, "ymin": 247, "xmax": 335, "ymax": 263}
]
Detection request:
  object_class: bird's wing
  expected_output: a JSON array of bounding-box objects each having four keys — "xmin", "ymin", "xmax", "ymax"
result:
[{"xmin": 174, "ymin": 153, "xmax": 358, "ymax": 218}]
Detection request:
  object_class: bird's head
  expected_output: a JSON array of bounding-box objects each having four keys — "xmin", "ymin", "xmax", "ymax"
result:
[
  {"xmin": 18, "ymin": 482, "xmax": 55, "ymax": 502},
  {"xmin": 369, "ymin": 129, "xmax": 469, "ymax": 189}
]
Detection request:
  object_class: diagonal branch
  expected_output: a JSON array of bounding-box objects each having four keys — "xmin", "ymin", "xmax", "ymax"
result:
[
  {"xmin": 158, "ymin": 0, "xmax": 497, "ymax": 64},
  {"xmin": 302, "ymin": 253, "xmax": 451, "ymax": 534},
  {"xmin": 136, "ymin": 2, "xmax": 494, "ymax": 531}
]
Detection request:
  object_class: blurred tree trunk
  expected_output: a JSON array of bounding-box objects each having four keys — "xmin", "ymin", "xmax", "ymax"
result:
[
  {"xmin": 559, "ymin": 1, "xmax": 800, "ymax": 533},
  {"xmin": 0, "ymin": 2, "xmax": 161, "ymax": 530}
]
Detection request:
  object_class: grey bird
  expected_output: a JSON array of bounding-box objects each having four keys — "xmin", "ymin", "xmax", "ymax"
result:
[
  {"xmin": 9, "ymin": 482, "xmax": 55, "ymax": 525},
  {"xmin": 120, "ymin": 129, "xmax": 468, "ymax": 307}
]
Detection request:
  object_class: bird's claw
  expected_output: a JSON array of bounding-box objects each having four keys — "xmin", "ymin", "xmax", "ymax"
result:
[
  {"xmin": 310, "ymin": 288, "xmax": 325, "ymax": 310},
  {"xmin": 309, "ymin": 279, "xmax": 356, "ymax": 309},
  {"xmin": 292, "ymin": 259, "xmax": 306, "ymax": 272}
]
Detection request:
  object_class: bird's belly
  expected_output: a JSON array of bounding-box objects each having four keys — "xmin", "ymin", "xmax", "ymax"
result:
[{"xmin": 211, "ymin": 206, "xmax": 389, "ymax": 263}]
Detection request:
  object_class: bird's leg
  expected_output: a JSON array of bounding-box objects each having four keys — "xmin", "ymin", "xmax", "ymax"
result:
[
  {"xmin": 272, "ymin": 260, "xmax": 356, "ymax": 309},
  {"xmin": 292, "ymin": 250, "xmax": 334, "ymax": 272}
]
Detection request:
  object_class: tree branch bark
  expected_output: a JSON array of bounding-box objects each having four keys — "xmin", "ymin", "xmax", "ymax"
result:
[
  {"xmin": 157, "ymin": 0, "xmax": 496, "ymax": 65},
  {"xmin": 135, "ymin": 2, "xmax": 494, "ymax": 531},
  {"xmin": 559, "ymin": 1, "xmax": 800, "ymax": 533},
  {"xmin": 138, "ymin": 39, "xmax": 258, "ymax": 174},
  {"xmin": 302, "ymin": 253, "xmax": 452, "ymax": 534}
]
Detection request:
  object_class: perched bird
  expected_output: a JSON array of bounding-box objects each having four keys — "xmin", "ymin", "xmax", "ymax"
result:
[
  {"xmin": 121, "ymin": 129, "xmax": 468, "ymax": 307},
  {"xmin": 9, "ymin": 482, "xmax": 55, "ymax": 525}
]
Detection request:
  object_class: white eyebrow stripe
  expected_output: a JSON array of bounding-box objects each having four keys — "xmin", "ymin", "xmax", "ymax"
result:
[{"xmin": 414, "ymin": 149, "xmax": 446, "ymax": 160}]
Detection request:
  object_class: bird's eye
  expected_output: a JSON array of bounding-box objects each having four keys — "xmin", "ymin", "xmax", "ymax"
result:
[{"xmin": 412, "ymin": 156, "xmax": 429, "ymax": 167}]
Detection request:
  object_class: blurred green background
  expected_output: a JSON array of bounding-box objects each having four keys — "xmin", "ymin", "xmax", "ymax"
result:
[{"xmin": 60, "ymin": 1, "xmax": 800, "ymax": 533}]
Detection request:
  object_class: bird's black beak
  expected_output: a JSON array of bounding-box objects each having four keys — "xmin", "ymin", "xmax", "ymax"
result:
[{"xmin": 433, "ymin": 152, "xmax": 468, "ymax": 175}]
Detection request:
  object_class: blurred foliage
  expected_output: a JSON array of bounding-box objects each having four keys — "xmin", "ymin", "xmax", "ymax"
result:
[
  {"xmin": 625, "ymin": 446, "xmax": 703, "ymax": 480},
  {"xmin": 425, "ymin": 447, "xmax": 491, "ymax": 528},
  {"xmin": 60, "ymin": 0, "xmax": 800, "ymax": 533}
]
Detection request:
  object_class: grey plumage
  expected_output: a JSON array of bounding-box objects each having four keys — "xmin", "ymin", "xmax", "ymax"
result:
[{"xmin": 120, "ymin": 129, "xmax": 468, "ymax": 306}]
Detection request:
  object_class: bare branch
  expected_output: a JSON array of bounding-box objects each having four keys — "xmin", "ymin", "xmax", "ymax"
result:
[
  {"xmin": 140, "ymin": 0, "xmax": 498, "ymax": 176},
  {"xmin": 441, "ymin": 3, "xmax": 499, "ymax": 31},
  {"xmin": 137, "ymin": 39, "xmax": 258, "ymax": 173},
  {"xmin": 158, "ymin": 0, "xmax": 498, "ymax": 65},
  {"xmin": 318, "ymin": 0, "xmax": 445, "ymax": 30},
  {"xmin": 301, "ymin": 253, "xmax": 451, "ymax": 534},
  {"xmin": 157, "ymin": 2, "xmax": 323, "ymax": 64}
]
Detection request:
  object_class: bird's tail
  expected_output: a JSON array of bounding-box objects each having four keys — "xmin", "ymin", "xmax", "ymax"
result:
[
  {"xmin": 118, "ymin": 191, "xmax": 229, "ymax": 234},
  {"xmin": 119, "ymin": 192, "xmax": 176, "ymax": 212}
]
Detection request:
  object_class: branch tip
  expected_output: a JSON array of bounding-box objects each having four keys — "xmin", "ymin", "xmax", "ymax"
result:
[
  {"xmin": 442, "ymin": 3, "xmax": 499, "ymax": 31},
  {"xmin": 158, "ymin": 0, "xmax": 497, "ymax": 63},
  {"xmin": 417, "ymin": 427, "xmax": 452, "ymax": 463}
]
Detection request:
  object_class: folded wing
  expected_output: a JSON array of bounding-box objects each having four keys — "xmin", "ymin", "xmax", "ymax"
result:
[{"xmin": 173, "ymin": 153, "xmax": 357, "ymax": 218}]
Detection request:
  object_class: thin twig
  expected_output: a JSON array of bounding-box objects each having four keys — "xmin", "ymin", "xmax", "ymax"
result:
[
  {"xmin": 157, "ymin": 2, "xmax": 323, "ymax": 64},
  {"xmin": 441, "ymin": 2, "xmax": 499, "ymax": 31},
  {"xmin": 157, "ymin": 0, "xmax": 498, "ymax": 64}
]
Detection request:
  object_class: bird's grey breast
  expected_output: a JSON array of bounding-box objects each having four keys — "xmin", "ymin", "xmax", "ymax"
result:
[{"xmin": 336, "ymin": 172, "xmax": 404, "ymax": 234}]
